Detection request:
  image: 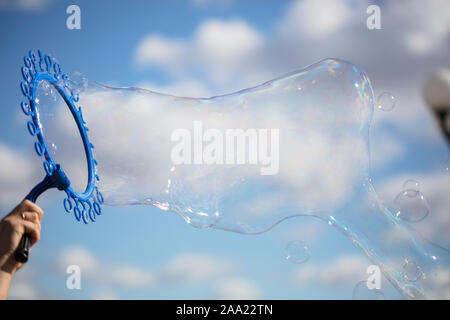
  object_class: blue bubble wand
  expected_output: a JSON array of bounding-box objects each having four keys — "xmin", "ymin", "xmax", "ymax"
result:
[{"xmin": 16, "ymin": 50, "xmax": 104, "ymax": 263}]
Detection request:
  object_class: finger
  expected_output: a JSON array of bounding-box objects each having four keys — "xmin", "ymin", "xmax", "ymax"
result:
[
  {"xmin": 22, "ymin": 220, "xmax": 41, "ymax": 246},
  {"xmin": 22, "ymin": 199, "xmax": 44, "ymax": 217},
  {"xmin": 21, "ymin": 200, "xmax": 44, "ymax": 221},
  {"xmin": 21, "ymin": 211, "xmax": 40, "ymax": 223}
]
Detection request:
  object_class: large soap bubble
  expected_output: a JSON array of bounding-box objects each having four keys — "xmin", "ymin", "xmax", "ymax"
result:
[{"xmin": 37, "ymin": 59, "xmax": 449, "ymax": 299}]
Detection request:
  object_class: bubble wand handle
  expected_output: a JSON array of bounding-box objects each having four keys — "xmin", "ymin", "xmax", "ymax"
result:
[{"xmin": 14, "ymin": 165, "xmax": 70, "ymax": 263}]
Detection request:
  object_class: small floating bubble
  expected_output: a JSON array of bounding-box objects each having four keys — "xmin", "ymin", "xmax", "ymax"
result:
[
  {"xmin": 402, "ymin": 259, "xmax": 423, "ymax": 282},
  {"xmin": 352, "ymin": 280, "xmax": 385, "ymax": 300},
  {"xmin": 394, "ymin": 189, "xmax": 430, "ymax": 222},
  {"xmin": 377, "ymin": 92, "xmax": 395, "ymax": 112},
  {"xmin": 403, "ymin": 179, "xmax": 420, "ymax": 193},
  {"xmin": 284, "ymin": 240, "xmax": 310, "ymax": 264}
]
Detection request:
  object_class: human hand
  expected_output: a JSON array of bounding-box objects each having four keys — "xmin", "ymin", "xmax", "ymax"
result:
[
  {"xmin": 0, "ymin": 199, "xmax": 43, "ymax": 299},
  {"xmin": 0, "ymin": 200, "xmax": 43, "ymax": 276}
]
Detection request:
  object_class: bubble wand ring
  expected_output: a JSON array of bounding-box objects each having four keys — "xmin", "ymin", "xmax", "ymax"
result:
[{"xmin": 16, "ymin": 49, "xmax": 103, "ymax": 263}]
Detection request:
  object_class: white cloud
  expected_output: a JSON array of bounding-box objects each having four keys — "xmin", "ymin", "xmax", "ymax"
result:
[
  {"xmin": 405, "ymin": 33, "xmax": 432, "ymax": 55},
  {"xmin": 134, "ymin": 19, "xmax": 263, "ymax": 89},
  {"xmin": 7, "ymin": 282, "xmax": 38, "ymax": 300},
  {"xmin": 423, "ymin": 267, "xmax": 450, "ymax": 299},
  {"xmin": 105, "ymin": 265, "xmax": 153, "ymax": 287},
  {"xmin": 388, "ymin": 0, "xmax": 450, "ymax": 55},
  {"xmin": 160, "ymin": 253, "xmax": 236, "ymax": 283},
  {"xmin": 51, "ymin": 245, "xmax": 450, "ymax": 299},
  {"xmin": 55, "ymin": 247, "xmax": 242, "ymax": 293},
  {"xmin": 132, "ymin": 0, "xmax": 450, "ymax": 101},
  {"xmin": 7, "ymin": 265, "xmax": 41, "ymax": 300},
  {"xmin": 0, "ymin": 142, "xmax": 39, "ymax": 210},
  {"xmin": 293, "ymin": 254, "xmax": 369, "ymax": 288},
  {"xmin": 193, "ymin": 20, "xmax": 262, "ymax": 84},
  {"xmin": 56, "ymin": 246, "xmax": 154, "ymax": 288},
  {"xmin": 92, "ymin": 289, "xmax": 119, "ymax": 300},
  {"xmin": 279, "ymin": 0, "xmax": 352, "ymax": 38},
  {"xmin": 136, "ymin": 35, "xmax": 186, "ymax": 67},
  {"xmin": 214, "ymin": 277, "xmax": 260, "ymax": 299},
  {"xmin": 57, "ymin": 246, "xmax": 98, "ymax": 274}
]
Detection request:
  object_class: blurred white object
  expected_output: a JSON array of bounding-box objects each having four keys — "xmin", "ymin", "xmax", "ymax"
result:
[
  {"xmin": 424, "ymin": 69, "xmax": 450, "ymax": 110},
  {"xmin": 423, "ymin": 69, "xmax": 450, "ymax": 141}
]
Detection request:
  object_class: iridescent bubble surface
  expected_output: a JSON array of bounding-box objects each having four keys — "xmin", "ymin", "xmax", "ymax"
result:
[{"xmin": 34, "ymin": 59, "xmax": 450, "ymax": 299}]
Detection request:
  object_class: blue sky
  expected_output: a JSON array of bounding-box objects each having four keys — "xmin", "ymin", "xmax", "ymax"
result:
[{"xmin": 0, "ymin": 0, "xmax": 449, "ymax": 299}]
